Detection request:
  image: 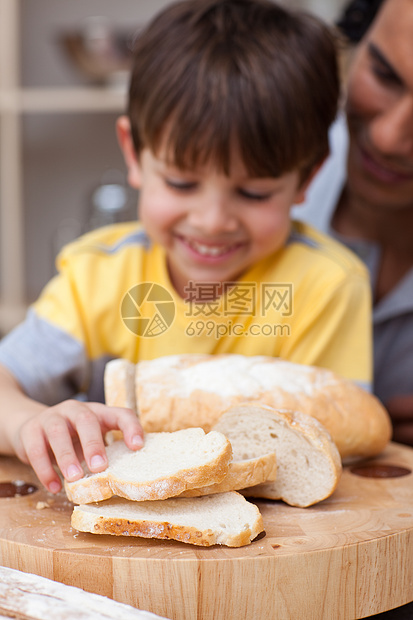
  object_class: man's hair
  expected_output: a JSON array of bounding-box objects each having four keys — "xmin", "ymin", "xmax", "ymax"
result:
[{"xmin": 127, "ymin": 0, "xmax": 340, "ymax": 179}]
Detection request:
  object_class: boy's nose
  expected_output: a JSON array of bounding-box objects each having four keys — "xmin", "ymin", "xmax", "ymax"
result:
[
  {"xmin": 370, "ymin": 96, "xmax": 413, "ymax": 160},
  {"xmin": 189, "ymin": 198, "xmax": 238, "ymax": 234}
]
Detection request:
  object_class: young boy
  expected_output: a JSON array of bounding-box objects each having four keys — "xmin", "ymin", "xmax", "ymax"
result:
[{"xmin": 0, "ymin": 0, "xmax": 372, "ymax": 493}]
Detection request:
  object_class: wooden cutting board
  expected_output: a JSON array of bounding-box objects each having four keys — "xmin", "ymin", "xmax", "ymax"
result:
[{"xmin": 0, "ymin": 442, "xmax": 413, "ymax": 620}]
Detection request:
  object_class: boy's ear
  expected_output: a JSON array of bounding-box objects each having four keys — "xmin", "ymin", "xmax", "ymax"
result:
[
  {"xmin": 116, "ymin": 115, "xmax": 142, "ymax": 189},
  {"xmin": 294, "ymin": 159, "xmax": 325, "ymax": 205}
]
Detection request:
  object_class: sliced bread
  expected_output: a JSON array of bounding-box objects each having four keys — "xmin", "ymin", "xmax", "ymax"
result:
[
  {"xmin": 178, "ymin": 451, "xmax": 277, "ymax": 497},
  {"xmin": 64, "ymin": 428, "xmax": 232, "ymax": 505},
  {"xmin": 213, "ymin": 403, "xmax": 342, "ymax": 507},
  {"xmin": 71, "ymin": 492, "xmax": 264, "ymax": 547}
]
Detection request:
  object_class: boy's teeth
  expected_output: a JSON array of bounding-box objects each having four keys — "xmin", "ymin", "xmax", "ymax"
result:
[{"xmin": 191, "ymin": 241, "xmax": 229, "ymax": 256}]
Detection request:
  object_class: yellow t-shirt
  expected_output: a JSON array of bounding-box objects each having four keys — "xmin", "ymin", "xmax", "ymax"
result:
[{"xmin": 0, "ymin": 220, "xmax": 372, "ymax": 403}]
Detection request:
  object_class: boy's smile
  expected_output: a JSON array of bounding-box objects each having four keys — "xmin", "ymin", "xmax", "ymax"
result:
[
  {"xmin": 174, "ymin": 234, "xmax": 245, "ymax": 260},
  {"xmin": 129, "ymin": 145, "xmax": 309, "ymax": 299}
]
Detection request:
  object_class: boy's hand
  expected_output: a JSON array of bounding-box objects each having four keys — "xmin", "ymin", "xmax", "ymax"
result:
[{"xmin": 14, "ymin": 400, "xmax": 144, "ymax": 494}]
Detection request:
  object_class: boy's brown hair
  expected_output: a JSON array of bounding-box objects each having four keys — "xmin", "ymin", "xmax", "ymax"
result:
[{"xmin": 128, "ymin": 0, "xmax": 340, "ymax": 180}]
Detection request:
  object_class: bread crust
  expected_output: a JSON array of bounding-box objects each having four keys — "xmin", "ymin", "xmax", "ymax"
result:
[
  {"xmin": 71, "ymin": 493, "xmax": 264, "ymax": 547},
  {"xmin": 104, "ymin": 359, "xmax": 138, "ymax": 444},
  {"xmin": 134, "ymin": 354, "xmax": 392, "ymax": 459},
  {"xmin": 178, "ymin": 452, "xmax": 277, "ymax": 497},
  {"xmin": 71, "ymin": 513, "xmax": 258, "ymax": 547},
  {"xmin": 104, "ymin": 358, "xmax": 137, "ymax": 411},
  {"xmin": 65, "ymin": 430, "xmax": 232, "ymax": 505}
]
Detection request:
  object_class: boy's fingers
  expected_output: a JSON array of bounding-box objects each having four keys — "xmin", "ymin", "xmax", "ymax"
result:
[
  {"xmin": 122, "ymin": 426, "xmax": 145, "ymax": 450},
  {"xmin": 74, "ymin": 411, "xmax": 109, "ymax": 474},
  {"xmin": 19, "ymin": 401, "xmax": 143, "ymax": 492},
  {"xmin": 19, "ymin": 425, "xmax": 63, "ymax": 494},
  {"xmin": 51, "ymin": 401, "xmax": 108, "ymax": 476},
  {"xmin": 112, "ymin": 408, "xmax": 144, "ymax": 450},
  {"xmin": 88, "ymin": 403, "xmax": 144, "ymax": 451},
  {"xmin": 42, "ymin": 409, "xmax": 84, "ymax": 482}
]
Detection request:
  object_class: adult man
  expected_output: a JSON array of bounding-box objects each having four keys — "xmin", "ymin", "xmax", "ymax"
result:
[{"xmin": 294, "ymin": 0, "xmax": 413, "ymax": 446}]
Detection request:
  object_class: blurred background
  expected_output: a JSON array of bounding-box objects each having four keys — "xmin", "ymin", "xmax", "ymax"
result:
[{"xmin": 0, "ymin": 0, "xmax": 348, "ymax": 334}]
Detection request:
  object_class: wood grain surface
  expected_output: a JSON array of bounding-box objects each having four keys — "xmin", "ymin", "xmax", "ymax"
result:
[{"xmin": 0, "ymin": 443, "xmax": 412, "ymax": 620}]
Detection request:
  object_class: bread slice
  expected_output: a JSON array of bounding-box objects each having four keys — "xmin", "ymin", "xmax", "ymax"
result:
[
  {"xmin": 64, "ymin": 428, "xmax": 232, "ymax": 505},
  {"xmin": 71, "ymin": 492, "xmax": 264, "ymax": 547},
  {"xmin": 178, "ymin": 451, "xmax": 277, "ymax": 497},
  {"xmin": 213, "ymin": 404, "xmax": 342, "ymax": 507}
]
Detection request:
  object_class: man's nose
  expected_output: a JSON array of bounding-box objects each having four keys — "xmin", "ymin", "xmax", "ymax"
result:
[{"xmin": 370, "ymin": 95, "xmax": 413, "ymax": 159}]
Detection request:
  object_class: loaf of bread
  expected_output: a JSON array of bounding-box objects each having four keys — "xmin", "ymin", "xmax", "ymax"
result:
[
  {"xmin": 71, "ymin": 492, "xmax": 264, "ymax": 547},
  {"xmin": 104, "ymin": 357, "xmax": 136, "ymax": 411},
  {"xmin": 65, "ymin": 428, "xmax": 232, "ymax": 504},
  {"xmin": 113, "ymin": 354, "xmax": 390, "ymax": 460},
  {"xmin": 213, "ymin": 404, "xmax": 342, "ymax": 507}
]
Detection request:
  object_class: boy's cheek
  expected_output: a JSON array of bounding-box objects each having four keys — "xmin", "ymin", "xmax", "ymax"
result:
[
  {"xmin": 139, "ymin": 204, "xmax": 171, "ymax": 240},
  {"xmin": 139, "ymin": 190, "xmax": 183, "ymax": 230}
]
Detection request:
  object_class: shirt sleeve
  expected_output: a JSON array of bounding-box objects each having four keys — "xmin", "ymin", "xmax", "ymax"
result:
[{"xmin": 0, "ymin": 308, "xmax": 89, "ymax": 405}]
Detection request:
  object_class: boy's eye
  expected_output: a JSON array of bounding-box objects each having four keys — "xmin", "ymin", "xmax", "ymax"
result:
[
  {"xmin": 237, "ymin": 188, "xmax": 272, "ymax": 201},
  {"xmin": 165, "ymin": 178, "xmax": 197, "ymax": 191}
]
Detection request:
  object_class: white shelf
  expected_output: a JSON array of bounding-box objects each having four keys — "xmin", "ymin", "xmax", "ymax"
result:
[
  {"xmin": 0, "ymin": 86, "xmax": 127, "ymax": 114},
  {"xmin": 0, "ymin": 0, "xmax": 24, "ymax": 332},
  {"xmin": 0, "ymin": 0, "xmax": 127, "ymax": 334}
]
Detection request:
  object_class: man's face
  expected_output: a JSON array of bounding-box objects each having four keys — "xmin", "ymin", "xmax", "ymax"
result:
[{"xmin": 345, "ymin": 0, "xmax": 413, "ymax": 211}]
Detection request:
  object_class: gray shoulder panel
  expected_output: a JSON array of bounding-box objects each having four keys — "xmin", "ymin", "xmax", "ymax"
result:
[{"xmin": 0, "ymin": 309, "xmax": 89, "ymax": 405}]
